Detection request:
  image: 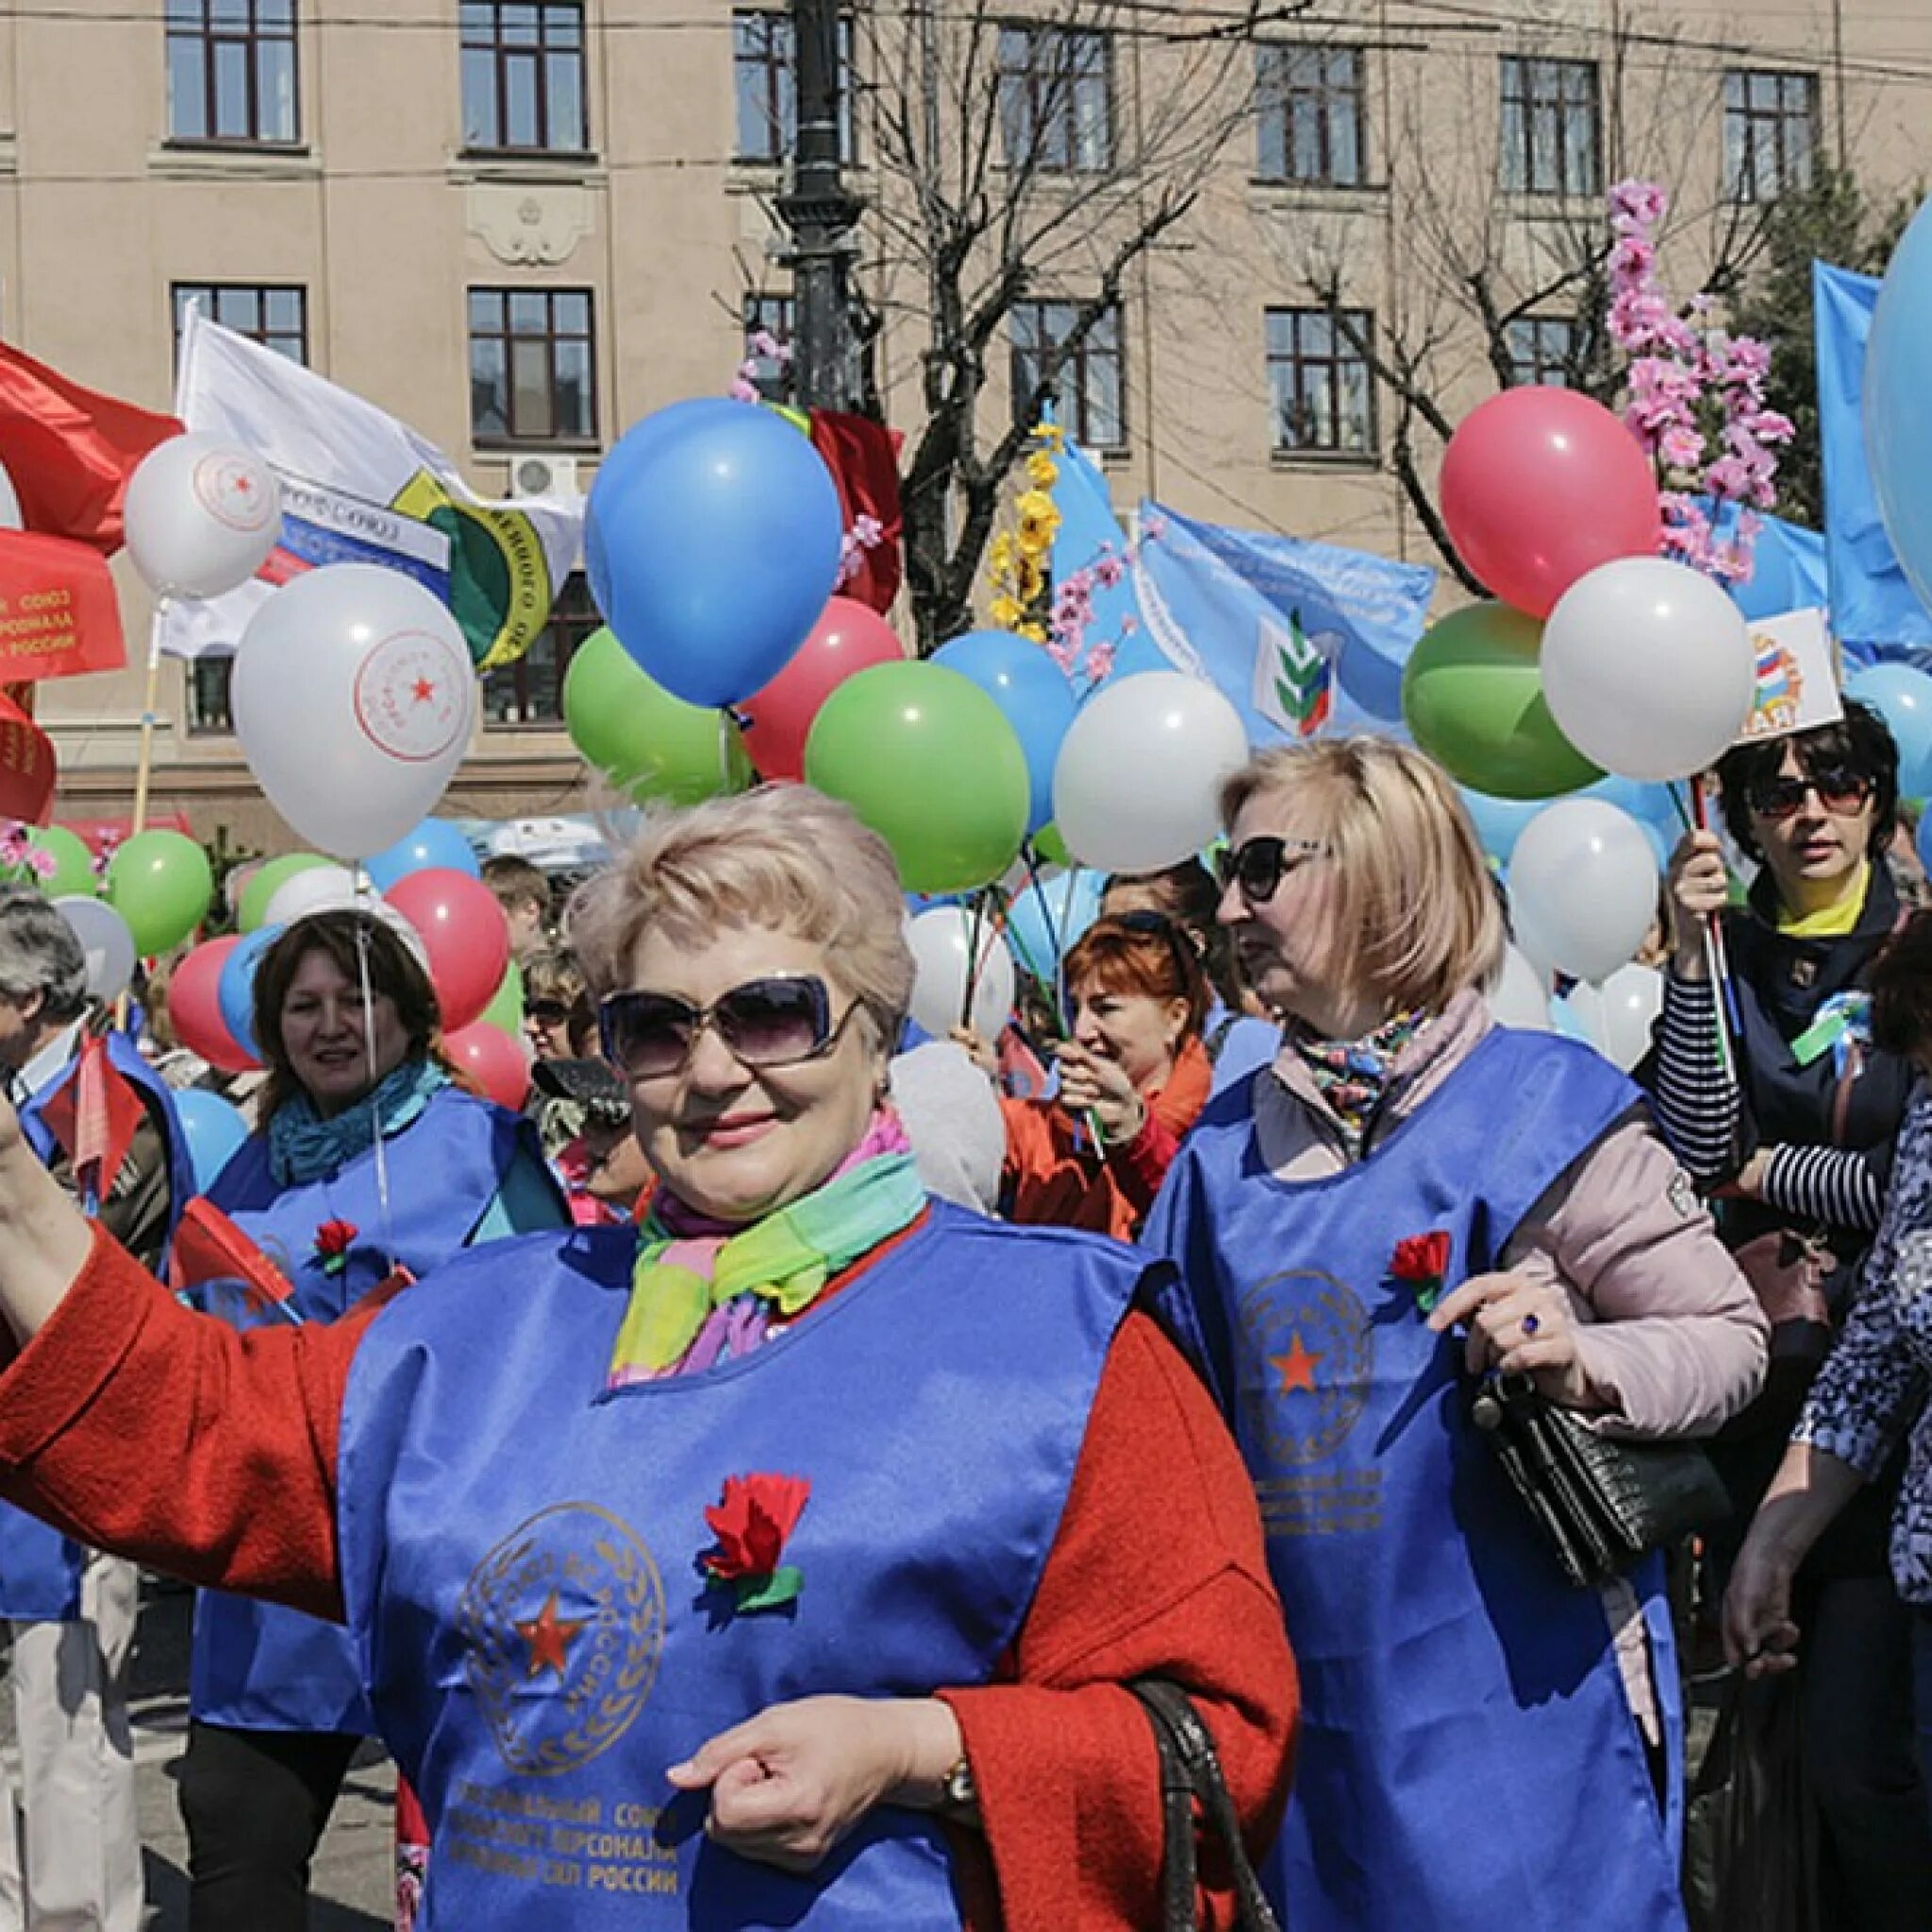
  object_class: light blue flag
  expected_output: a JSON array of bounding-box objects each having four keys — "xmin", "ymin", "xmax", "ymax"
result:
[
  {"xmin": 1046, "ymin": 436, "xmax": 1143, "ymax": 657},
  {"xmin": 1814, "ymin": 260, "xmax": 1932, "ymax": 649},
  {"xmin": 1712, "ymin": 504, "xmax": 1828, "ymax": 622}
]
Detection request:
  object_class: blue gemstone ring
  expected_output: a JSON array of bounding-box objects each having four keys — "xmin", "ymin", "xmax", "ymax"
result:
[{"xmin": 1521, "ymin": 1313, "xmax": 1541, "ymax": 1337}]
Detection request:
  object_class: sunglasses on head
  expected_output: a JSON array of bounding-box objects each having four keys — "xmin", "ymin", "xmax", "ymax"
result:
[
  {"xmin": 1109, "ymin": 908, "xmax": 1198, "ymax": 974},
  {"xmin": 597, "ymin": 974, "xmax": 858, "ymax": 1081},
  {"xmin": 1745, "ymin": 766, "xmax": 1874, "ymax": 822},
  {"xmin": 1213, "ymin": 834, "xmax": 1326, "ymax": 906}
]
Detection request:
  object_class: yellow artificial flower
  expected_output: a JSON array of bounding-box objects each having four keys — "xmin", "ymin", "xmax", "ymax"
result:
[
  {"xmin": 1015, "ymin": 621, "xmax": 1048, "ymax": 643},
  {"xmin": 1031, "ymin": 421, "xmax": 1066, "ymax": 450},
  {"xmin": 1015, "ymin": 556, "xmax": 1045, "ymax": 604},
  {"xmin": 988, "ymin": 531, "xmax": 1016, "ymax": 580},
  {"xmin": 1025, "ymin": 451, "xmax": 1059, "ymax": 489},
  {"xmin": 1015, "ymin": 489, "xmax": 1057, "ymax": 525},
  {"xmin": 990, "ymin": 594, "xmax": 1024, "ymax": 630}
]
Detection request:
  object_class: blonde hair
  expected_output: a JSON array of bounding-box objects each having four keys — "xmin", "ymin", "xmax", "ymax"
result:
[
  {"xmin": 1220, "ymin": 738, "xmax": 1504, "ymax": 1015},
  {"xmin": 567, "ymin": 786, "xmax": 915, "ymax": 1047}
]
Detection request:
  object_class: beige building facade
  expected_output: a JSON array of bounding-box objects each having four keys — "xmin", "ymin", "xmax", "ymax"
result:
[{"xmin": 0, "ymin": 0, "xmax": 1925, "ymax": 854}]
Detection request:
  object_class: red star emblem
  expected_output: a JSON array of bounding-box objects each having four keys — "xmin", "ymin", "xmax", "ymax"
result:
[
  {"xmin": 411, "ymin": 676, "xmax": 437, "ymax": 704},
  {"xmin": 1271, "ymin": 1331, "xmax": 1322, "ymax": 1395},
  {"xmin": 233, "ymin": 475, "xmax": 254, "ymax": 496},
  {"xmin": 513, "ymin": 1590, "xmax": 585, "ymax": 1678}
]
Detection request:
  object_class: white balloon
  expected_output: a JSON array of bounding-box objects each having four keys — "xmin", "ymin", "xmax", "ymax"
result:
[
  {"xmin": 1541, "ymin": 557, "xmax": 1756, "ymax": 782},
  {"xmin": 1592, "ymin": 962, "xmax": 1664, "ymax": 1072},
  {"xmin": 1508, "ymin": 799, "xmax": 1660, "ymax": 984},
  {"xmin": 54, "ymin": 895, "xmax": 136, "ymax": 1003},
  {"xmin": 123, "ymin": 433, "xmax": 282, "ymax": 600},
  {"xmin": 906, "ymin": 906, "xmax": 1016, "ymax": 1042},
  {"xmin": 0, "ymin": 458, "xmax": 22, "ymax": 532},
  {"xmin": 261, "ymin": 863, "xmax": 361, "ymax": 929},
  {"xmin": 1487, "ymin": 942, "xmax": 1554, "ymax": 1031},
  {"xmin": 232, "ymin": 565, "xmax": 477, "ymax": 861},
  {"xmin": 1053, "ymin": 673, "xmax": 1250, "ymax": 874}
]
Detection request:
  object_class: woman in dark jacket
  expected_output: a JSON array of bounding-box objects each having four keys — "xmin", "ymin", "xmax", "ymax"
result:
[{"xmin": 1653, "ymin": 698, "xmax": 1932, "ymax": 1927}]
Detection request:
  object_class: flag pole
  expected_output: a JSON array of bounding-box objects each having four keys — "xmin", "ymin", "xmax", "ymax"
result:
[{"xmin": 128, "ymin": 600, "xmax": 168, "ymax": 839}]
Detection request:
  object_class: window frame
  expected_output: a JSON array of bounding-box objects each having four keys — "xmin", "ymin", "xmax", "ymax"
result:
[
  {"xmin": 480, "ymin": 572, "xmax": 602, "ymax": 728},
  {"xmin": 164, "ymin": 0, "xmax": 301, "ymax": 148},
  {"xmin": 459, "ymin": 1, "xmax": 591, "ymax": 157},
  {"xmin": 1722, "ymin": 68, "xmax": 1819, "ymax": 204},
  {"xmin": 730, "ymin": 8, "xmax": 856, "ymax": 166},
  {"xmin": 1498, "ymin": 54, "xmax": 1600, "ymax": 199},
  {"xmin": 1256, "ymin": 42, "xmax": 1366, "ymax": 188},
  {"xmin": 996, "ymin": 22, "xmax": 1114, "ymax": 176},
  {"xmin": 468, "ymin": 287, "xmax": 601, "ymax": 451},
  {"xmin": 1010, "ymin": 298, "xmax": 1127, "ymax": 453},
  {"xmin": 185, "ymin": 654, "xmax": 236, "ymax": 737},
  {"xmin": 1265, "ymin": 306, "xmax": 1377, "ymax": 459},
  {"xmin": 1506, "ymin": 314, "xmax": 1580, "ymax": 389},
  {"xmin": 172, "ymin": 283, "xmax": 309, "ymax": 365},
  {"xmin": 742, "ymin": 292, "xmax": 796, "ymax": 405}
]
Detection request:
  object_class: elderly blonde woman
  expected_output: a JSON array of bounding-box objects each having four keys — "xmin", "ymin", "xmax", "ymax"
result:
[
  {"xmin": 1141, "ymin": 739, "xmax": 1769, "ymax": 1932},
  {"xmin": 0, "ymin": 786, "xmax": 1294, "ymax": 1931}
]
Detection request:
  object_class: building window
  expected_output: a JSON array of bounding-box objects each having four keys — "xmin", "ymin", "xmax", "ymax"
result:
[
  {"xmin": 1507, "ymin": 315, "xmax": 1578, "ymax": 388},
  {"xmin": 731, "ymin": 10, "xmax": 854, "ymax": 164},
  {"xmin": 1498, "ymin": 55, "xmax": 1599, "ymax": 197},
  {"xmin": 1011, "ymin": 301, "xmax": 1125, "ymax": 451},
  {"xmin": 1256, "ymin": 44, "xmax": 1365, "ymax": 187},
  {"xmin": 460, "ymin": 2, "xmax": 588, "ymax": 154},
  {"xmin": 172, "ymin": 284, "xmax": 308, "ymax": 364},
  {"xmin": 186, "ymin": 655, "xmax": 235, "ymax": 736},
  {"xmin": 1265, "ymin": 308, "xmax": 1375, "ymax": 457},
  {"xmin": 469, "ymin": 289, "xmax": 597, "ymax": 446},
  {"xmin": 1724, "ymin": 70, "xmax": 1818, "ymax": 203},
  {"xmin": 165, "ymin": 0, "xmax": 298, "ymax": 145},
  {"xmin": 998, "ymin": 25, "xmax": 1112, "ymax": 174},
  {"xmin": 482, "ymin": 573, "xmax": 600, "ymax": 726},
  {"xmin": 742, "ymin": 294, "xmax": 795, "ymax": 404}
]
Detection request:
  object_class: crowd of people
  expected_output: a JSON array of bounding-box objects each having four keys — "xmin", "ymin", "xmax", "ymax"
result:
[{"xmin": 2, "ymin": 717, "xmax": 1932, "ymax": 1927}]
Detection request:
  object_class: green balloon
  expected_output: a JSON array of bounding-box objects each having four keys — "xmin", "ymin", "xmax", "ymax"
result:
[
  {"xmin": 1030, "ymin": 823, "xmax": 1071, "ymax": 868},
  {"xmin": 26, "ymin": 826, "xmax": 97, "ymax": 899},
  {"xmin": 563, "ymin": 627, "xmax": 753, "ymax": 806},
  {"xmin": 104, "ymin": 830, "xmax": 214, "ymax": 957},
  {"xmin": 1402, "ymin": 603, "xmax": 1603, "ymax": 800},
  {"xmin": 238, "ymin": 853, "xmax": 331, "ymax": 933},
  {"xmin": 480, "ymin": 959, "xmax": 525, "ymax": 1036},
  {"xmin": 804, "ymin": 662, "xmax": 1030, "ymax": 893}
]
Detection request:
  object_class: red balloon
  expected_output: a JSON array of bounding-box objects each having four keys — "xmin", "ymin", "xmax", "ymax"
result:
[
  {"xmin": 1440, "ymin": 390, "xmax": 1661, "ymax": 618},
  {"xmin": 383, "ymin": 870, "xmax": 510, "ymax": 1033},
  {"xmin": 167, "ymin": 936, "xmax": 259, "ymax": 1074},
  {"xmin": 445, "ymin": 1022, "xmax": 530, "ymax": 1112},
  {"xmin": 738, "ymin": 596, "xmax": 907, "ymax": 781}
]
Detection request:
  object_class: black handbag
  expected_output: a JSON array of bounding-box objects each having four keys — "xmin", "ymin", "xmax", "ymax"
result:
[
  {"xmin": 1472, "ymin": 1371, "xmax": 1732, "ymax": 1589},
  {"xmin": 1129, "ymin": 1677, "xmax": 1282, "ymax": 1932}
]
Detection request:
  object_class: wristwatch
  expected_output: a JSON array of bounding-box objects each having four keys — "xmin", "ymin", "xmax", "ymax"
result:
[{"xmin": 940, "ymin": 1753, "xmax": 977, "ymax": 1810}]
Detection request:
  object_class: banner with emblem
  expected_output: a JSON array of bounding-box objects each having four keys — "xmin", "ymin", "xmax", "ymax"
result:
[
  {"xmin": 158, "ymin": 309, "xmax": 581, "ymax": 671},
  {"xmin": 1732, "ymin": 606, "xmax": 1842, "ymax": 745}
]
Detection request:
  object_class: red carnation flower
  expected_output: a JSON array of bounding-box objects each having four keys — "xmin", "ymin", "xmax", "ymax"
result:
[
  {"xmin": 312, "ymin": 1219, "xmax": 358, "ymax": 1276},
  {"xmin": 1390, "ymin": 1229, "xmax": 1453, "ymax": 1314},
  {"xmin": 702, "ymin": 1474, "xmax": 810, "ymax": 1613}
]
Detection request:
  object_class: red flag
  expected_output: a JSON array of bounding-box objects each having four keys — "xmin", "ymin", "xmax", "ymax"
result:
[
  {"xmin": 808, "ymin": 411, "xmax": 904, "ymax": 614},
  {"xmin": 168, "ymin": 1197, "xmax": 297, "ymax": 1317},
  {"xmin": 0, "ymin": 530, "xmax": 125, "ymax": 682},
  {"xmin": 0, "ymin": 690, "xmax": 55, "ymax": 824},
  {"xmin": 0, "ymin": 342, "xmax": 181, "ymax": 555},
  {"xmin": 37, "ymin": 1037, "xmax": 145, "ymax": 1211}
]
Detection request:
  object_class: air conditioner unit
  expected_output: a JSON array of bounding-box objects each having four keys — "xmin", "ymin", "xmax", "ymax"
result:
[{"xmin": 510, "ymin": 453, "xmax": 582, "ymax": 502}]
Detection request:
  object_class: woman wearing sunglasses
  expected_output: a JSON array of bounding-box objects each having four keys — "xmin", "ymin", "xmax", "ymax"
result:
[
  {"xmin": 1143, "ymin": 738, "xmax": 1766, "ymax": 1932},
  {"xmin": 975, "ymin": 912, "xmax": 1213, "ymax": 1239},
  {"xmin": 0, "ymin": 788, "xmax": 1294, "ymax": 1930},
  {"xmin": 169, "ymin": 908, "xmax": 568, "ymax": 1932},
  {"xmin": 1652, "ymin": 700, "xmax": 1932, "ymax": 1924}
]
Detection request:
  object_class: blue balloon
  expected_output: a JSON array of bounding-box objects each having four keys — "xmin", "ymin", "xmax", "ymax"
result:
[
  {"xmin": 1847, "ymin": 662, "xmax": 1932, "ymax": 796},
  {"xmin": 1866, "ymin": 194, "xmax": 1932, "ymax": 618},
  {"xmin": 1004, "ymin": 871, "xmax": 1103, "ymax": 982},
  {"xmin": 1579, "ymin": 774, "xmax": 1685, "ymax": 843},
  {"xmin": 586, "ymin": 399, "xmax": 843, "ymax": 708},
  {"xmin": 932, "ymin": 631, "xmax": 1079, "ymax": 834},
  {"xmin": 172, "ymin": 1089, "xmax": 251, "ymax": 1193},
  {"xmin": 1458, "ymin": 787, "xmax": 1547, "ymax": 866},
  {"xmin": 218, "ymin": 924, "xmax": 283, "ymax": 1055},
  {"xmin": 364, "ymin": 818, "xmax": 481, "ymax": 893}
]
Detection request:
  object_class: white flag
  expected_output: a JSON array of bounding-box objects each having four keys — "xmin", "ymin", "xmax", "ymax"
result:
[{"xmin": 158, "ymin": 309, "xmax": 582, "ymax": 668}]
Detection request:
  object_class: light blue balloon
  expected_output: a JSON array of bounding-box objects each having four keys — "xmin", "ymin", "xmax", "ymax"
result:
[
  {"xmin": 1866, "ymin": 193, "xmax": 1932, "ymax": 618},
  {"xmin": 364, "ymin": 819, "xmax": 481, "ymax": 893},
  {"xmin": 1004, "ymin": 871, "xmax": 1103, "ymax": 982},
  {"xmin": 932, "ymin": 631, "xmax": 1079, "ymax": 834},
  {"xmin": 1580, "ymin": 774, "xmax": 1685, "ymax": 844},
  {"xmin": 218, "ymin": 924, "xmax": 283, "ymax": 1055},
  {"xmin": 172, "ymin": 1089, "xmax": 251, "ymax": 1193},
  {"xmin": 1847, "ymin": 662, "xmax": 1932, "ymax": 795},
  {"xmin": 586, "ymin": 399, "xmax": 844, "ymax": 708},
  {"xmin": 1458, "ymin": 787, "xmax": 1547, "ymax": 866}
]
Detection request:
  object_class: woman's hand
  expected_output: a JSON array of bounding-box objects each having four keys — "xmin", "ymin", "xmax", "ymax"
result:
[
  {"xmin": 1666, "ymin": 829, "xmax": 1729, "ymax": 979},
  {"xmin": 947, "ymin": 1026, "xmax": 998, "ymax": 1079},
  {"xmin": 1723, "ymin": 1534, "xmax": 1803, "ymax": 1676},
  {"xmin": 1426, "ymin": 1270, "xmax": 1600, "ymax": 1410},
  {"xmin": 666, "ymin": 1694, "xmax": 965, "ymax": 1874},
  {"xmin": 1055, "ymin": 1042, "xmax": 1147, "ymax": 1144}
]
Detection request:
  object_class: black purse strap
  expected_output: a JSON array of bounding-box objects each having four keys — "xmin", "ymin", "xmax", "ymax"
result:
[{"xmin": 1130, "ymin": 1677, "xmax": 1283, "ymax": 1932}]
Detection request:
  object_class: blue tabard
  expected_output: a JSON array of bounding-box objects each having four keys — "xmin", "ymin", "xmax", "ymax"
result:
[
  {"xmin": 1143, "ymin": 1026, "xmax": 1688, "ymax": 1932},
  {"xmin": 0, "ymin": 1032, "xmax": 190, "ymax": 1622},
  {"xmin": 333, "ymin": 1203, "xmax": 1140, "ymax": 1928},
  {"xmin": 192, "ymin": 1085, "xmax": 541, "ymax": 1735}
]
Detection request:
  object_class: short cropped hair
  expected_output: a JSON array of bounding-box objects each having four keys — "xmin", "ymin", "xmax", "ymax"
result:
[
  {"xmin": 1714, "ymin": 699, "xmax": 1898, "ymax": 863},
  {"xmin": 1219, "ymin": 738, "xmax": 1505, "ymax": 1016},
  {"xmin": 481, "ymin": 854, "xmax": 552, "ymax": 915},
  {"xmin": 0, "ymin": 888, "xmax": 89, "ymax": 1024},
  {"xmin": 1065, "ymin": 915, "xmax": 1210, "ymax": 1038},
  {"xmin": 568, "ymin": 786, "xmax": 915, "ymax": 1050}
]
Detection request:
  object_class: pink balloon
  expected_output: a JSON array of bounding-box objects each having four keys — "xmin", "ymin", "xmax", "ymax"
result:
[
  {"xmin": 383, "ymin": 869, "xmax": 510, "ymax": 1033},
  {"xmin": 168, "ymin": 936, "xmax": 259, "ymax": 1074},
  {"xmin": 1440, "ymin": 390, "xmax": 1661, "ymax": 618},
  {"xmin": 738, "ymin": 596, "xmax": 907, "ymax": 782},
  {"xmin": 445, "ymin": 1022, "xmax": 530, "ymax": 1112}
]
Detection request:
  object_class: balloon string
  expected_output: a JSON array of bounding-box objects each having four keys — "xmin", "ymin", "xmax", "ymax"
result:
[
  {"xmin": 352, "ymin": 881, "xmax": 400, "ymax": 1272},
  {"xmin": 1687, "ymin": 776, "xmax": 1741, "ymax": 1085},
  {"xmin": 961, "ymin": 889, "xmax": 990, "ymax": 1031},
  {"xmin": 1015, "ymin": 841, "xmax": 1107, "ymax": 1160}
]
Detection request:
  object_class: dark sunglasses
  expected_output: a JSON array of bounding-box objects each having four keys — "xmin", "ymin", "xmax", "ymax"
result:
[
  {"xmin": 1214, "ymin": 834, "xmax": 1326, "ymax": 906},
  {"xmin": 525, "ymin": 998, "xmax": 574, "ymax": 1026},
  {"xmin": 597, "ymin": 974, "xmax": 859, "ymax": 1080},
  {"xmin": 1110, "ymin": 909, "xmax": 1200, "ymax": 981},
  {"xmin": 1745, "ymin": 766, "xmax": 1874, "ymax": 822}
]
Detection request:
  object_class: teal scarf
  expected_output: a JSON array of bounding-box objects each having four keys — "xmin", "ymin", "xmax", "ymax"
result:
[{"xmin": 269, "ymin": 1058, "xmax": 452, "ymax": 1188}]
